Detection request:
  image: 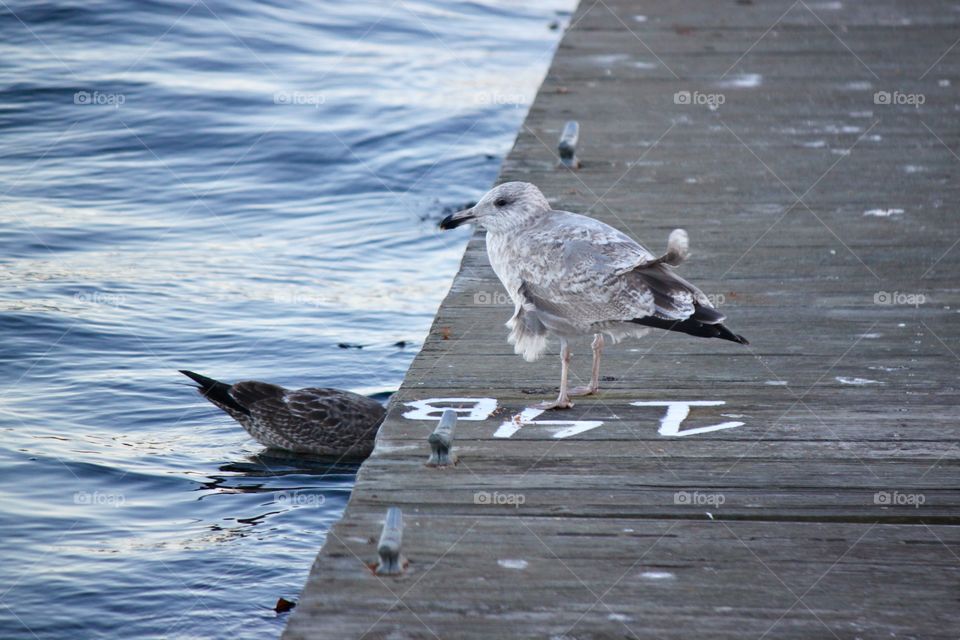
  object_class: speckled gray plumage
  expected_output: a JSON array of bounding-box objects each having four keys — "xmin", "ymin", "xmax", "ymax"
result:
[
  {"xmin": 182, "ymin": 371, "xmax": 385, "ymax": 458},
  {"xmin": 439, "ymin": 182, "xmax": 747, "ymax": 409},
  {"xmin": 477, "ymin": 183, "xmax": 724, "ymax": 361}
]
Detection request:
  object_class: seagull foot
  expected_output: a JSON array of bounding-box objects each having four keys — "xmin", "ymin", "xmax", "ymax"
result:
[
  {"xmin": 568, "ymin": 385, "xmax": 598, "ymax": 397},
  {"xmin": 534, "ymin": 397, "xmax": 574, "ymax": 410}
]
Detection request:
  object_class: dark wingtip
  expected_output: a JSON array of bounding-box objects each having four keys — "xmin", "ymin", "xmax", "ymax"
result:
[{"xmin": 715, "ymin": 324, "xmax": 749, "ymax": 345}]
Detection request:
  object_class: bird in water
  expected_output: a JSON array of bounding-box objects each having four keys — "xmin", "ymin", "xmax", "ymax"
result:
[
  {"xmin": 180, "ymin": 370, "xmax": 386, "ymax": 458},
  {"xmin": 439, "ymin": 181, "xmax": 748, "ymax": 410}
]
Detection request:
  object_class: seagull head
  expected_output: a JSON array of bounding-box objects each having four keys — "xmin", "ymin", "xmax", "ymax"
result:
[{"xmin": 439, "ymin": 182, "xmax": 550, "ymax": 233}]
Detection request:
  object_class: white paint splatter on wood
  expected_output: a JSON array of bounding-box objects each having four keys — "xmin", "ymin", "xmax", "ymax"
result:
[
  {"xmin": 494, "ymin": 407, "xmax": 604, "ymax": 439},
  {"xmin": 640, "ymin": 571, "xmax": 675, "ymax": 580},
  {"xmin": 835, "ymin": 376, "xmax": 882, "ymax": 385}
]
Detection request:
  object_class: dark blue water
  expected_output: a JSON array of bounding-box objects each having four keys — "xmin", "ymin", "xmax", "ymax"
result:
[{"xmin": 0, "ymin": 1, "xmax": 570, "ymax": 637}]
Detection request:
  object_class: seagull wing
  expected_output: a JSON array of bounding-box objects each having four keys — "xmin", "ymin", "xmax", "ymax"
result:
[
  {"xmin": 283, "ymin": 388, "xmax": 385, "ymax": 455},
  {"xmin": 285, "ymin": 388, "xmax": 386, "ymax": 435},
  {"xmin": 513, "ymin": 211, "xmax": 719, "ymax": 330},
  {"xmin": 229, "ymin": 380, "xmax": 286, "ymax": 410},
  {"xmin": 229, "ymin": 383, "xmax": 383, "ymax": 454}
]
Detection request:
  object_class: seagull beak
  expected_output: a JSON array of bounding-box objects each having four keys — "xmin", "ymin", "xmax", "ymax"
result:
[{"xmin": 439, "ymin": 207, "xmax": 475, "ymax": 230}]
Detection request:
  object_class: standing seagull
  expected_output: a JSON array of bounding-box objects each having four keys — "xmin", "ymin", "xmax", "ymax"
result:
[
  {"xmin": 180, "ymin": 370, "xmax": 386, "ymax": 458},
  {"xmin": 439, "ymin": 182, "xmax": 748, "ymax": 409}
]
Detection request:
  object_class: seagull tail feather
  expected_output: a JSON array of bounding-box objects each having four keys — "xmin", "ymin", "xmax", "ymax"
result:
[
  {"xmin": 629, "ymin": 317, "xmax": 749, "ymax": 345},
  {"xmin": 179, "ymin": 370, "xmax": 250, "ymax": 415},
  {"xmin": 663, "ymin": 228, "xmax": 689, "ymax": 266}
]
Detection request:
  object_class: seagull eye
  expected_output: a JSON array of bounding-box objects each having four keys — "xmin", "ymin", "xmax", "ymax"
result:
[{"xmin": 494, "ymin": 198, "xmax": 508, "ymax": 207}]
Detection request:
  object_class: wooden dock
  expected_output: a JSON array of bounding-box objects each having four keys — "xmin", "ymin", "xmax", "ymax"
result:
[{"xmin": 284, "ymin": 1, "xmax": 960, "ymax": 637}]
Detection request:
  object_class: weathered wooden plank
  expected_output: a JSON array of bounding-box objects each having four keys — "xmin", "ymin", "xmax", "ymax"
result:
[{"xmin": 287, "ymin": 518, "xmax": 960, "ymax": 640}]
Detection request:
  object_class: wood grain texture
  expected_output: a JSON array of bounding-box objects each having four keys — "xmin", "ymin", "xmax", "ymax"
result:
[{"xmin": 285, "ymin": 0, "xmax": 960, "ymax": 637}]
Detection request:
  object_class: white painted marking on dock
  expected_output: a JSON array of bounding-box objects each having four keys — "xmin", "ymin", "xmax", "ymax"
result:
[
  {"xmin": 402, "ymin": 397, "xmax": 497, "ymax": 421},
  {"xmin": 495, "ymin": 407, "xmax": 604, "ymax": 439},
  {"xmin": 405, "ymin": 397, "xmax": 744, "ymax": 437},
  {"xmin": 631, "ymin": 401, "xmax": 744, "ymax": 437}
]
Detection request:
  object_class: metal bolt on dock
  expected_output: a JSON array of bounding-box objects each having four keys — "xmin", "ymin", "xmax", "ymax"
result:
[
  {"xmin": 426, "ymin": 409, "xmax": 458, "ymax": 467},
  {"xmin": 374, "ymin": 506, "xmax": 404, "ymax": 576},
  {"xmin": 558, "ymin": 120, "xmax": 580, "ymax": 169}
]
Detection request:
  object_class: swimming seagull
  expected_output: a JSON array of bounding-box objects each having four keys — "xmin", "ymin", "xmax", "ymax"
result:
[
  {"xmin": 439, "ymin": 182, "xmax": 748, "ymax": 409},
  {"xmin": 180, "ymin": 370, "xmax": 386, "ymax": 458}
]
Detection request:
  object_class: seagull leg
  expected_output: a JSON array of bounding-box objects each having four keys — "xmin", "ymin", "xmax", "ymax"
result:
[
  {"xmin": 535, "ymin": 339, "xmax": 574, "ymax": 410},
  {"xmin": 570, "ymin": 333, "xmax": 604, "ymax": 396}
]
